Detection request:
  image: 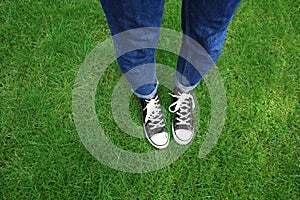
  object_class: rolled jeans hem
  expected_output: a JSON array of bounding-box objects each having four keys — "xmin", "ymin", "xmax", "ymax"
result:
[
  {"xmin": 132, "ymin": 84, "xmax": 158, "ymax": 99},
  {"xmin": 175, "ymin": 77, "xmax": 199, "ymax": 93}
]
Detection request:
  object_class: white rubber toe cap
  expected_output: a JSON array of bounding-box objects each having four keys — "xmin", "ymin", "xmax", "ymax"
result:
[
  {"xmin": 149, "ymin": 132, "xmax": 169, "ymax": 149},
  {"xmin": 174, "ymin": 129, "xmax": 194, "ymax": 145}
]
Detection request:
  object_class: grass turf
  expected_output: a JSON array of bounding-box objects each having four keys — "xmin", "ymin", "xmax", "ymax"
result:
[{"xmin": 1, "ymin": 0, "xmax": 299, "ymax": 199}]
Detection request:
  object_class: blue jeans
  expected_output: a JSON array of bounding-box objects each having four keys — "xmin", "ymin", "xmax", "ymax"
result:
[{"xmin": 100, "ymin": 0, "xmax": 241, "ymax": 98}]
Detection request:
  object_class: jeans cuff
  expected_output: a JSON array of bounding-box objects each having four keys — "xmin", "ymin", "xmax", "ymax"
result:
[
  {"xmin": 175, "ymin": 77, "xmax": 198, "ymax": 93},
  {"xmin": 132, "ymin": 83, "xmax": 158, "ymax": 99}
]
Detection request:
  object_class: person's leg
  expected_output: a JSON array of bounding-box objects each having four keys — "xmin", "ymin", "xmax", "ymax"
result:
[
  {"xmin": 170, "ymin": 0, "xmax": 242, "ymax": 145},
  {"xmin": 176, "ymin": 0, "xmax": 242, "ymax": 91},
  {"xmin": 100, "ymin": 0, "xmax": 165, "ymax": 98},
  {"xmin": 100, "ymin": 0, "xmax": 169, "ymax": 149}
]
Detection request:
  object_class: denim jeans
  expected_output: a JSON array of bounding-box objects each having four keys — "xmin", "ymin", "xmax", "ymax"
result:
[{"xmin": 100, "ymin": 0, "xmax": 241, "ymax": 98}]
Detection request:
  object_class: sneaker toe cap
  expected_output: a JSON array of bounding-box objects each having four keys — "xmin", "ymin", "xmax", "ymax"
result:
[
  {"xmin": 174, "ymin": 129, "xmax": 194, "ymax": 144},
  {"xmin": 150, "ymin": 132, "xmax": 169, "ymax": 148}
]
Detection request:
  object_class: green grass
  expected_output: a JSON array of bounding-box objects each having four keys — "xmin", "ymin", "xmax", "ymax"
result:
[{"xmin": 1, "ymin": 0, "xmax": 299, "ymax": 199}]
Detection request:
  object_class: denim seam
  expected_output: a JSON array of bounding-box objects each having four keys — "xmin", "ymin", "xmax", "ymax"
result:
[{"xmin": 181, "ymin": 0, "xmax": 192, "ymax": 88}]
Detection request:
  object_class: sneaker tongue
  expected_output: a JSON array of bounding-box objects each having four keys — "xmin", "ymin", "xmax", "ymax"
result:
[
  {"xmin": 176, "ymin": 100, "xmax": 192, "ymax": 127},
  {"xmin": 178, "ymin": 104, "xmax": 188, "ymax": 114},
  {"xmin": 180, "ymin": 99, "xmax": 191, "ymax": 111},
  {"xmin": 145, "ymin": 99, "xmax": 164, "ymax": 130}
]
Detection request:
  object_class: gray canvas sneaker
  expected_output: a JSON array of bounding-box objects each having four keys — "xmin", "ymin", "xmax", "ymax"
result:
[
  {"xmin": 140, "ymin": 93, "xmax": 169, "ymax": 149},
  {"xmin": 169, "ymin": 88, "xmax": 195, "ymax": 145}
]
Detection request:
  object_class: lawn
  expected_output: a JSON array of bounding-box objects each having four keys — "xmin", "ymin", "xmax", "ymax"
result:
[{"xmin": 1, "ymin": 0, "xmax": 299, "ymax": 199}]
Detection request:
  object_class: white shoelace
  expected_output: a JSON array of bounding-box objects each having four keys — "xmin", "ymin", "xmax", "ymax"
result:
[
  {"xmin": 143, "ymin": 96, "xmax": 164, "ymax": 130},
  {"xmin": 169, "ymin": 92, "xmax": 195, "ymax": 126}
]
